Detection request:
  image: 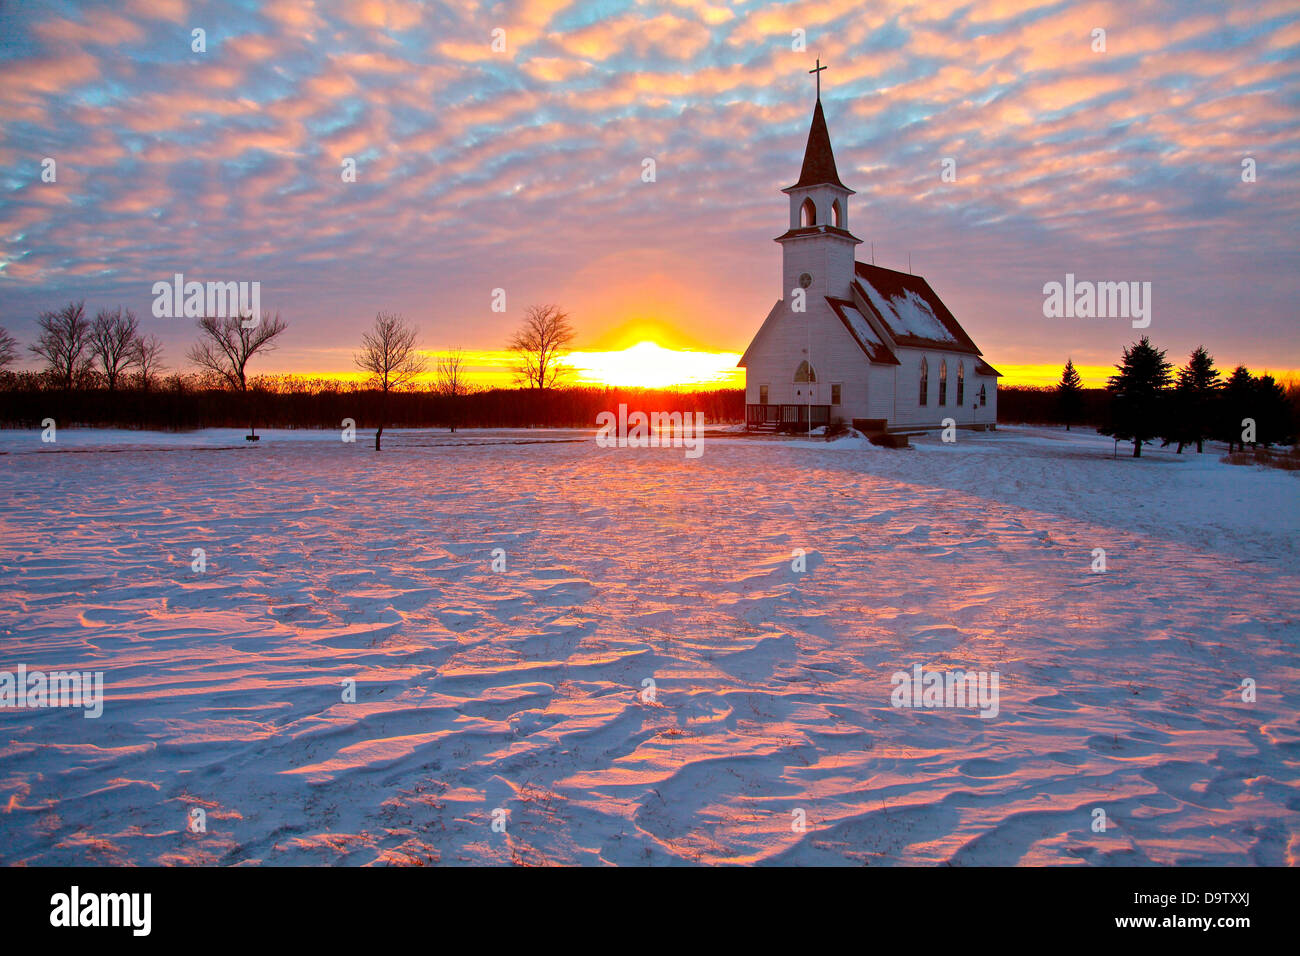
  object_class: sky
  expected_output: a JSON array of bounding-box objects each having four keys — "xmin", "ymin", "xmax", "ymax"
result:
[{"xmin": 1, "ymin": 0, "xmax": 1298, "ymax": 388}]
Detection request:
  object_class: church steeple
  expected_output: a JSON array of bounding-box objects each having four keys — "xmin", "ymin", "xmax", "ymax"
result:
[
  {"xmin": 777, "ymin": 71, "xmax": 860, "ymax": 301},
  {"xmin": 791, "ymin": 97, "xmax": 846, "ymax": 191}
]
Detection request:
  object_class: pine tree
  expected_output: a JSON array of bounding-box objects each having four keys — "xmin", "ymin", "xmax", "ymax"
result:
[
  {"xmin": 1165, "ymin": 346, "xmax": 1220, "ymax": 453},
  {"xmin": 1056, "ymin": 359, "xmax": 1084, "ymax": 431},
  {"xmin": 1254, "ymin": 374, "xmax": 1296, "ymax": 448},
  {"xmin": 1099, "ymin": 336, "xmax": 1172, "ymax": 458},
  {"xmin": 1218, "ymin": 366, "xmax": 1256, "ymax": 453}
]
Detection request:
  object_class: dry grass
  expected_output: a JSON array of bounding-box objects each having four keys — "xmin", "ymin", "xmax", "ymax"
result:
[{"xmin": 1220, "ymin": 446, "xmax": 1300, "ymax": 471}]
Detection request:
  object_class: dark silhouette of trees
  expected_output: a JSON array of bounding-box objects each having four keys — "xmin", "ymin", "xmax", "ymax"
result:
[
  {"xmin": 1100, "ymin": 335, "xmax": 1172, "ymax": 457},
  {"xmin": 1253, "ymin": 374, "xmax": 1295, "ymax": 448},
  {"xmin": 1163, "ymin": 346, "xmax": 1221, "ymax": 453},
  {"xmin": 0, "ymin": 326, "xmax": 17, "ymax": 370},
  {"xmin": 2, "ymin": 299, "xmax": 742, "ymax": 432},
  {"xmin": 88, "ymin": 307, "xmax": 142, "ymax": 392},
  {"xmin": 1055, "ymin": 359, "xmax": 1083, "ymax": 430},
  {"xmin": 509, "ymin": 304, "xmax": 574, "ymax": 390},
  {"xmin": 187, "ymin": 311, "xmax": 288, "ymax": 438},
  {"xmin": 434, "ymin": 347, "xmax": 469, "ymax": 433},
  {"xmin": 1219, "ymin": 365, "xmax": 1256, "ymax": 453},
  {"xmin": 134, "ymin": 335, "xmax": 165, "ymax": 390},
  {"xmin": 995, "ymin": 384, "xmax": 1107, "ymax": 426},
  {"xmin": 189, "ymin": 312, "xmax": 288, "ymax": 392},
  {"xmin": 354, "ymin": 311, "xmax": 427, "ymax": 450},
  {"xmin": 1216, "ymin": 367, "xmax": 1295, "ymax": 451},
  {"xmin": 30, "ymin": 301, "xmax": 92, "ymax": 390}
]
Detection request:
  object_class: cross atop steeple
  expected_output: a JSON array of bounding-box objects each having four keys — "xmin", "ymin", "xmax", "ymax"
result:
[{"xmin": 809, "ymin": 58, "xmax": 826, "ymax": 100}]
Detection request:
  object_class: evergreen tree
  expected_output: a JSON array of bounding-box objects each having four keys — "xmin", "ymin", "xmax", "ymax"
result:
[
  {"xmin": 1218, "ymin": 366, "xmax": 1256, "ymax": 453},
  {"xmin": 1099, "ymin": 336, "xmax": 1172, "ymax": 458},
  {"xmin": 1254, "ymin": 374, "xmax": 1296, "ymax": 448},
  {"xmin": 1164, "ymin": 346, "xmax": 1220, "ymax": 453},
  {"xmin": 1056, "ymin": 359, "xmax": 1084, "ymax": 431}
]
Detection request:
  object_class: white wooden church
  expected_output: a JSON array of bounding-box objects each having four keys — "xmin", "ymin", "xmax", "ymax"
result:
[{"xmin": 740, "ymin": 80, "xmax": 999, "ymax": 434}]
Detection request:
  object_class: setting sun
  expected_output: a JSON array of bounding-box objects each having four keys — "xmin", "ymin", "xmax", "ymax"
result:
[{"xmin": 567, "ymin": 341, "xmax": 743, "ymax": 389}]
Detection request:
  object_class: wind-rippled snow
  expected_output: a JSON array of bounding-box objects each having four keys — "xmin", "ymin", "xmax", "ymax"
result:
[{"xmin": 0, "ymin": 426, "xmax": 1296, "ymax": 865}]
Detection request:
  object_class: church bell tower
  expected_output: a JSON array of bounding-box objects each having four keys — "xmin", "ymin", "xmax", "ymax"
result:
[{"xmin": 777, "ymin": 63, "xmax": 860, "ymax": 304}]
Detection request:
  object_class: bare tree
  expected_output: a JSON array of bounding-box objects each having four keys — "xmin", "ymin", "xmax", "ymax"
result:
[
  {"xmin": 0, "ymin": 325, "xmax": 18, "ymax": 370},
  {"xmin": 29, "ymin": 301, "xmax": 92, "ymax": 390},
  {"xmin": 88, "ymin": 307, "xmax": 142, "ymax": 391},
  {"xmin": 509, "ymin": 304, "xmax": 574, "ymax": 390},
  {"xmin": 188, "ymin": 311, "xmax": 288, "ymax": 391},
  {"xmin": 434, "ymin": 347, "xmax": 469, "ymax": 433},
  {"xmin": 354, "ymin": 311, "xmax": 428, "ymax": 450},
  {"xmin": 188, "ymin": 311, "xmax": 288, "ymax": 437},
  {"xmin": 133, "ymin": 334, "xmax": 166, "ymax": 390}
]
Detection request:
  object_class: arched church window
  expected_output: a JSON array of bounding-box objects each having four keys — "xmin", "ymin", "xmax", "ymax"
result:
[
  {"xmin": 957, "ymin": 362, "xmax": 965, "ymax": 406},
  {"xmin": 979, "ymin": 384, "xmax": 987, "ymax": 407},
  {"xmin": 918, "ymin": 357, "xmax": 929, "ymax": 406},
  {"xmin": 800, "ymin": 198, "xmax": 816, "ymax": 228},
  {"xmin": 831, "ymin": 199, "xmax": 842, "ymax": 228},
  {"xmin": 939, "ymin": 359, "xmax": 948, "ymax": 405},
  {"xmin": 794, "ymin": 360, "xmax": 816, "ymax": 383}
]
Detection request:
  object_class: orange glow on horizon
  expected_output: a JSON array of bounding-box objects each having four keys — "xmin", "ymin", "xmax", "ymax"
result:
[
  {"xmin": 994, "ymin": 364, "xmax": 1300, "ymax": 388},
  {"xmin": 568, "ymin": 341, "xmax": 743, "ymax": 389},
  {"xmin": 259, "ymin": 355, "xmax": 1300, "ymax": 392},
  {"xmin": 273, "ymin": 342, "xmax": 744, "ymax": 390},
  {"xmin": 995, "ymin": 363, "xmax": 1117, "ymax": 388}
]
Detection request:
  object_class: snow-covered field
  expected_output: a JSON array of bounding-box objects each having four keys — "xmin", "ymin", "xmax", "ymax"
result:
[{"xmin": 1, "ymin": 425, "xmax": 1297, "ymax": 865}]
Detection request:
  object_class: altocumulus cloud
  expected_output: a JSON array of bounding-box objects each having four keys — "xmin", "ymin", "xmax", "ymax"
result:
[{"xmin": 0, "ymin": 0, "xmax": 1297, "ymax": 375}]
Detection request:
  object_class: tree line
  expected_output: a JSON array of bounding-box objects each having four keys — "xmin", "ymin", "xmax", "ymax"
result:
[
  {"xmin": 4, "ymin": 304, "xmax": 1293, "ymax": 455},
  {"xmin": 1052, "ymin": 339, "xmax": 1295, "ymax": 457},
  {"xmin": 0, "ymin": 301, "xmax": 742, "ymax": 436}
]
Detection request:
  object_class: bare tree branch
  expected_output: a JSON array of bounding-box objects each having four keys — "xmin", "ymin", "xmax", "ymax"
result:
[
  {"xmin": 354, "ymin": 311, "xmax": 427, "ymax": 449},
  {"xmin": 355, "ymin": 311, "xmax": 428, "ymax": 394},
  {"xmin": 434, "ymin": 347, "xmax": 467, "ymax": 397},
  {"xmin": 0, "ymin": 325, "xmax": 18, "ymax": 370},
  {"xmin": 187, "ymin": 311, "xmax": 288, "ymax": 393},
  {"xmin": 435, "ymin": 347, "xmax": 470, "ymax": 433},
  {"xmin": 29, "ymin": 301, "xmax": 92, "ymax": 390},
  {"xmin": 89, "ymin": 307, "xmax": 141, "ymax": 391},
  {"xmin": 509, "ymin": 304, "xmax": 575, "ymax": 390},
  {"xmin": 133, "ymin": 334, "xmax": 165, "ymax": 390}
]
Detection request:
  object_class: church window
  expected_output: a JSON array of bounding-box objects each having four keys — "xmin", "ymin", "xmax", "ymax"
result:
[
  {"xmin": 759, "ymin": 384, "xmax": 769, "ymax": 404},
  {"xmin": 957, "ymin": 362, "xmax": 965, "ymax": 405},
  {"xmin": 918, "ymin": 357, "xmax": 929, "ymax": 406},
  {"xmin": 939, "ymin": 360, "xmax": 948, "ymax": 405},
  {"xmin": 831, "ymin": 199, "xmax": 842, "ymax": 228},
  {"xmin": 800, "ymin": 197, "xmax": 816, "ymax": 227},
  {"xmin": 794, "ymin": 360, "xmax": 816, "ymax": 383},
  {"xmin": 979, "ymin": 384, "xmax": 987, "ymax": 407},
  {"xmin": 831, "ymin": 383, "xmax": 841, "ymax": 405}
]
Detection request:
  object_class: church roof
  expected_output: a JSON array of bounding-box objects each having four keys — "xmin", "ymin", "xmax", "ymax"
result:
[
  {"xmin": 826, "ymin": 297, "xmax": 899, "ymax": 365},
  {"xmin": 774, "ymin": 224, "xmax": 861, "ymax": 243},
  {"xmin": 789, "ymin": 98, "xmax": 848, "ymax": 191},
  {"xmin": 853, "ymin": 262, "xmax": 982, "ymax": 355}
]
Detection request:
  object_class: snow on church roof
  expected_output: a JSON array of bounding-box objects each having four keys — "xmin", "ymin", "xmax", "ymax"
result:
[
  {"xmin": 853, "ymin": 262, "xmax": 982, "ymax": 355},
  {"xmin": 826, "ymin": 297, "xmax": 899, "ymax": 365},
  {"xmin": 862, "ymin": 284, "xmax": 954, "ymax": 343}
]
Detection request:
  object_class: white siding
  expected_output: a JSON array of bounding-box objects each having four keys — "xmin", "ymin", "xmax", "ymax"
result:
[
  {"xmin": 866, "ymin": 365, "xmax": 895, "ymax": 422},
  {"xmin": 744, "ymin": 298, "xmax": 870, "ymax": 415},
  {"xmin": 779, "ymin": 233, "xmax": 857, "ymax": 305},
  {"xmin": 747, "ymin": 328, "xmax": 998, "ymax": 431},
  {"xmin": 971, "ymin": 375, "xmax": 997, "ymax": 426},
  {"xmin": 888, "ymin": 348, "xmax": 997, "ymax": 430}
]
